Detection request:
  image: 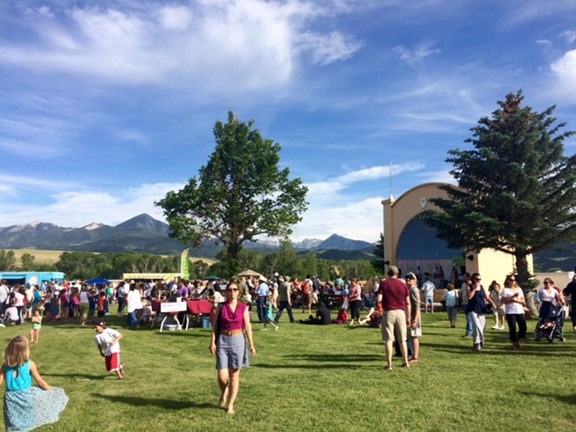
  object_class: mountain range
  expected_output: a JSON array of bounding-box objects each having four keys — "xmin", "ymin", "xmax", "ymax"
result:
[{"xmin": 0, "ymin": 214, "xmax": 375, "ymax": 258}]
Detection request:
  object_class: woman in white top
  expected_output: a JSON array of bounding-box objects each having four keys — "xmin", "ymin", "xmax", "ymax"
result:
[
  {"xmin": 501, "ymin": 275, "xmax": 527, "ymax": 350},
  {"xmin": 126, "ymin": 283, "xmax": 144, "ymax": 329},
  {"xmin": 538, "ymin": 277, "xmax": 564, "ymax": 323}
]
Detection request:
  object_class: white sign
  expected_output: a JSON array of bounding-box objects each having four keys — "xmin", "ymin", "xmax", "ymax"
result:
[{"xmin": 160, "ymin": 302, "xmax": 188, "ymax": 313}]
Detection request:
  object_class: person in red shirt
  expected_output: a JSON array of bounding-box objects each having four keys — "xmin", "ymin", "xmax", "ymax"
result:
[{"xmin": 377, "ymin": 265, "xmax": 411, "ymax": 370}]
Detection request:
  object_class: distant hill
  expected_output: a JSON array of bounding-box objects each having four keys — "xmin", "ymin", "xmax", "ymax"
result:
[
  {"xmin": 314, "ymin": 234, "xmax": 372, "ymax": 251},
  {"xmin": 2, "ymin": 214, "xmax": 574, "ymax": 268},
  {"xmin": 534, "ymin": 243, "xmax": 576, "ymax": 272},
  {"xmin": 115, "ymin": 214, "xmax": 170, "ymax": 234},
  {"xmin": 0, "ymin": 214, "xmax": 375, "ymax": 259}
]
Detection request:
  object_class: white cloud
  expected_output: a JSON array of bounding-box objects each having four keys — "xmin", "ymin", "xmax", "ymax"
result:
[
  {"xmin": 550, "ymin": 50, "xmax": 576, "ymax": 97},
  {"xmin": 294, "ymin": 163, "xmax": 425, "ymax": 241},
  {"xmin": 298, "ymin": 31, "xmax": 362, "ymax": 65},
  {"xmin": 0, "ymin": 164, "xmax": 421, "ymax": 242},
  {"xmin": 559, "ymin": 30, "xmax": 576, "ymax": 44},
  {"xmin": 29, "ymin": 5, "xmax": 54, "ymax": 18},
  {"xmin": 415, "ymin": 169, "xmax": 455, "ymax": 185},
  {"xmin": 0, "ymin": 181, "xmax": 183, "ymax": 228},
  {"xmin": 0, "ymin": 174, "xmax": 74, "ymax": 192},
  {"xmin": 157, "ymin": 5, "xmax": 194, "ymax": 31},
  {"xmin": 292, "ymin": 196, "xmax": 384, "ymax": 242},
  {"xmin": 0, "ymin": 114, "xmax": 76, "ymax": 158},
  {"xmin": 307, "ymin": 162, "xmax": 424, "ymax": 198},
  {"xmin": 393, "ymin": 44, "xmax": 441, "ymax": 66},
  {"xmin": 0, "ymin": 1, "xmax": 361, "ymax": 93}
]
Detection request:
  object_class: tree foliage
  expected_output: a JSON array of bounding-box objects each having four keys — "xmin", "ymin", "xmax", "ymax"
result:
[
  {"xmin": 0, "ymin": 250, "xmax": 17, "ymax": 270},
  {"xmin": 19, "ymin": 253, "xmax": 36, "ymax": 270},
  {"xmin": 425, "ymin": 91, "xmax": 576, "ymax": 287},
  {"xmin": 55, "ymin": 252, "xmax": 180, "ymax": 280},
  {"xmin": 156, "ymin": 112, "xmax": 308, "ymax": 277},
  {"xmin": 370, "ymin": 233, "xmax": 385, "ymax": 275}
]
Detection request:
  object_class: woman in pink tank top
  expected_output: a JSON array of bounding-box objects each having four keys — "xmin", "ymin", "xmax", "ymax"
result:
[{"xmin": 209, "ymin": 282, "xmax": 256, "ymax": 415}]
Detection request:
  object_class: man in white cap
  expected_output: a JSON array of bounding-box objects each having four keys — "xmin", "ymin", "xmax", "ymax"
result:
[{"xmin": 256, "ymin": 276, "xmax": 269, "ymax": 323}]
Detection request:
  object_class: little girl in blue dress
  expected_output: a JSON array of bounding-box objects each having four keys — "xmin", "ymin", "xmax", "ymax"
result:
[{"xmin": 0, "ymin": 335, "xmax": 68, "ymax": 432}]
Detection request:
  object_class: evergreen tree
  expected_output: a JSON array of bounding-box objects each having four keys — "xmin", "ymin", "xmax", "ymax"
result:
[
  {"xmin": 370, "ymin": 233, "xmax": 385, "ymax": 275},
  {"xmin": 426, "ymin": 91, "xmax": 576, "ymax": 288}
]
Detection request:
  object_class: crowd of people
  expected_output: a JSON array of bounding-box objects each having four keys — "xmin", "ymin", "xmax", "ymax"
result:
[{"xmin": 1, "ymin": 268, "xmax": 575, "ymax": 426}]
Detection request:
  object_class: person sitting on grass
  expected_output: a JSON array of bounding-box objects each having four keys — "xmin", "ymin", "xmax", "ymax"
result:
[
  {"xmin": 359, "ymin": 307, "xmax": 376, "ymax": 325},
  {"xmin": 0, "ymin": 303, "xmax": 20, "ymax": 326},
  {"xmin": 299, "ymin": 302, "xmax": 331, "ymax": 325}
]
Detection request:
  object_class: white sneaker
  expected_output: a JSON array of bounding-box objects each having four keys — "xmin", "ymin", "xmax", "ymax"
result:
[
  {"xmin": 491, "ymin": 325, "xmax": 499, "ymax": 330},
  {"xmin": 274, "ymin": 326, "xmax": 279, "ymax": 332},
  {"xmin": 499, "ymin": 325, "xmax": 505, "ymax": 330}
]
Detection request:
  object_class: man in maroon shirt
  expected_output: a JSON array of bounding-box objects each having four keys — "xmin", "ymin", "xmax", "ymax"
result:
[{"xmin": 377, "ymin": 265, "xmax": 411, "ymax": 369}]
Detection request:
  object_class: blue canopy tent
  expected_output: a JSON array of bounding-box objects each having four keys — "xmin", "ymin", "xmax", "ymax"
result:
[{"xmin": 86, "ymin": 278, "xmax": 110, "ymax": 285}]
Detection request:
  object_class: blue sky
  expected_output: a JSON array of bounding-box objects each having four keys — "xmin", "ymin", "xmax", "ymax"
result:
[{"xmin": 1, "ymin": 0, "xmax": 576, "ymax": 243}]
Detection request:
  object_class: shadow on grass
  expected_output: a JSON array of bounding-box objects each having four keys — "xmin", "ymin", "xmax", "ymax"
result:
[
  {"xmin": 253, "ymin": 362, "xmax": 380, "ymax": 370},
  {"xmin": 520, "ymin": 391, "xmax": 576, "ymax": 405},
  {"xmin": 44, "ymin": 372, "xmax": 104, "ymax": 380},
  {"xmin": 91, "ymin": 393, "xmax": 215, "ymax": 410},
  {"xmin": 253, "ymin": 352, "xmax": 383, "ymax": 370},
  {"xmin": 426, "ymin": 341, "xmax": 575, "ymax": 357},
  {"xmin": 345, "ymin": 325, "xmax": 379, "ymax": 331},
  {"xmin": 153, "ymin": 331, "xmax": 210, "ymax": 338},
  {"xmin": 285, "ymin": 353, "xmax": 383, "ymax": 362}
]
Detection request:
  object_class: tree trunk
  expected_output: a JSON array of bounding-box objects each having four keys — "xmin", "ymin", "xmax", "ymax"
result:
[
  {"xmin": 226, "ymin": 242, "xmax": 242, "ymax": 278},
  {"xmin": 514, "ymin": 251, "xmax": 535, "ymax": 292}
]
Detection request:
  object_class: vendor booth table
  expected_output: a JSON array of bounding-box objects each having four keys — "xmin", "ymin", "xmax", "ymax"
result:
[{"xmin": 151, "ymin": 299, "xmax": 212, "ymax": 331}]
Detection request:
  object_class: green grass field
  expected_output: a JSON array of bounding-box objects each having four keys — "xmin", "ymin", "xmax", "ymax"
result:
[
  {"xmin": 1, "ymin": 310, "xmax": 575, "ymax": 432},
  {"xmin": 7, "ymin": 249, "xmax": 215, "ymax": 267},
  {"xmin": 10, "ymin": 249, "xmax": 66, "ymax": 266}
]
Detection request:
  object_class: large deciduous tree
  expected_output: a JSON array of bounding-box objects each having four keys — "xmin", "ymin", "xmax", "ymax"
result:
[
  {"xmin": 156, "ymin": 112, "xmax": 308, "ymax": 276},
  {"xmin": 425, "ymin": 91, "xmax": 576, "ymax": 288}
]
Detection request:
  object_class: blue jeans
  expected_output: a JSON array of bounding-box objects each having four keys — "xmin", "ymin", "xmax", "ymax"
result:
[
  {"xmin": 257, "ymin": 296, "xmax": 266, "ymax": 322},
  {"xmin": 274, "ymin": 301, "xmax": 295, "ymax": 323},
  {"xmin": 127, "ymin": 311, "xmax": 138, "ymax": 328},
  {"xmin": 465, "ymin": 312, "xmax": 473, "ymax": 336}
]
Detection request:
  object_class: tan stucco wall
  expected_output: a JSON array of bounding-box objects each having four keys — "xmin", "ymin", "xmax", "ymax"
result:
[
  {"xmin": 534, "ymin": 272, "xmax": 574, "ymax": 290},
  {"xmin": 382, "ymin": 182, "xmax": 533, "ymax": 279},
  {"xmin": 473, "ymin": 248, "xmax": 532, "ymax": 287}
]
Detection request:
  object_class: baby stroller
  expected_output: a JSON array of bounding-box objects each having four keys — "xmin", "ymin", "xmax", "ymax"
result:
[{"xmin": 534, "ymin": 302, "xmax": 566, "ymax": 343}]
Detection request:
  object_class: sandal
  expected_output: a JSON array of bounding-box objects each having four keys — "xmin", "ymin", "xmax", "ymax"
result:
[
  {"xmin": 401, "ymin": 363, "xmax": 411, "ymax": 368},
  {"xmin": 409, "ymin": 357, "xmax": 419, "ymax": 363}
]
